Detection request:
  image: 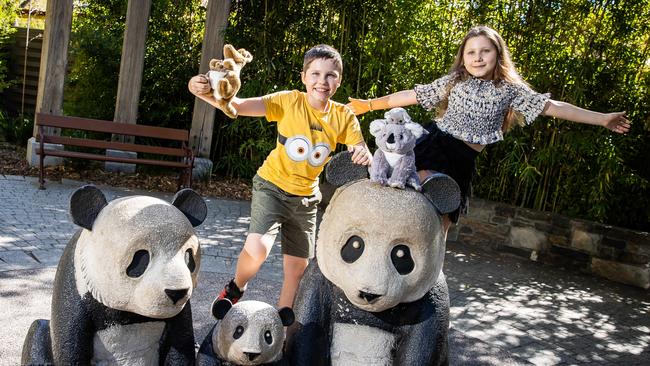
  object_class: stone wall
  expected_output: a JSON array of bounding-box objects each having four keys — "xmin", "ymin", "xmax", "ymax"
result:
[{"xmin": 449, "ymin": 198, "xmax": 650, "ymax": 289}]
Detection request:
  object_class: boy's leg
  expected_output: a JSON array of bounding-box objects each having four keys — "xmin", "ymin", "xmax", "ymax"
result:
[
  {"xmin": 233, "ymin": 232, "xmax": 276, "ymax": 289},
  {"xmin": 278, "ymin": 254, "xmax": 309, "ymax": 308}
]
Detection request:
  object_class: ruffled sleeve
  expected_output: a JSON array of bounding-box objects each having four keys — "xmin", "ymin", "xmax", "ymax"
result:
[
  {"xmin": 510, "ymin": 83, "xmax": 551, "ymax": 125},
  {"xmin": 414, "ymin": 73, "xmax": 456, "ymax": 111}
]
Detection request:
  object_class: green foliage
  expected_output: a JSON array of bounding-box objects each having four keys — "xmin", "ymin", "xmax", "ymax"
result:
[
  {"xmin": 61, "ymin": 0, "xmax": 649, "ymax": 230},
  {"xmin": 0, "ymin": 0, "xmax": 18, "ymax": 93},
  {"xmin": 64, "ymin": 0, "xmax": 203, "ymax": 127},
  {"xmin": 0, "ymin": 110, "xmax": 33, "ymax": 143}
]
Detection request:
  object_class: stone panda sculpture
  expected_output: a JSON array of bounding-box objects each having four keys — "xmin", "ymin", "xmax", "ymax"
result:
[
  {"xmin": 197, "ymin": 299, "xmax": 294, "ymax": 366},
  {"xmin": 286, "ymin": 152, "xmax": 460, "ymax": 366},
  {"xmin": 21, "ymin": 185, "xmax": 207, "ymax": 365}
]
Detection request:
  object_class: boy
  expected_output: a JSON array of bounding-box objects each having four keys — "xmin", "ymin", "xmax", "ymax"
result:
[{"xmin": 188, "ymin": 44, "xmax": 372, "ymax": 309}]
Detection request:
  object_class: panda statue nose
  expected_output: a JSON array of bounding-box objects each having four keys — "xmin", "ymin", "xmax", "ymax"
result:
[
  {"xmin": 358, "ymin": 290, "xmax": 381, "ymax": 303},
  {"xmin": 387, "ymin": 133, "xmax": 395, "ymax": 144},
  {"xmin": 245, "ymin": 352, "xmax": 261, "ymax": 361},
  {"xmin": 165, "ymin": 288, "xmax": 189, "ymax": 304}
]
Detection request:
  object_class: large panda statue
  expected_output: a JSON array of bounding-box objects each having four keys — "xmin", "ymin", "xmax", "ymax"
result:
[
  {"xmin": 21, "ymin": 185, "xmax": 207, "ymax": 365},
  {"xmin": 286, "ymin": 152, "xmax": 460, "ymax": 366},
  {"xmin": 197, "ymin": 300, "xmax": 294, "ymax": 366}
]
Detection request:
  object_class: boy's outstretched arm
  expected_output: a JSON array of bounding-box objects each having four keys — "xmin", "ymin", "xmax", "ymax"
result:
[
  {"xmin": 188, "ymin": 75, "xmax": 266, "ymax": 117},
  {"xmin": 348, "ymin": 143, "xmax": 372, "ymax": 166},
  {"xmin": 541, "ymin": 100, "xmax": 630, "ymax": 134},
  {"xmin": 346, "ymin": 90, "xmax": 418, "ymax": 116}
]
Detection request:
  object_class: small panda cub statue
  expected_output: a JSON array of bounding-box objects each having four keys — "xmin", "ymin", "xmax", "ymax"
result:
[
  {"xmin": 286, "ymin": 152, "xmax": 460, "ymax": 366},
  {"xmin": 21, "ymin": 185, "xmax": 207, "ymax": 365},
  {"xmin": 197, "ymin": 299, "xmax": 295, "ymax": 366}
]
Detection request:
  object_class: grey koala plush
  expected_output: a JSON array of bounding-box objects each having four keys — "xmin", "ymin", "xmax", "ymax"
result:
[{"xmin": 370, "ymin": 107, "xmax": 428, "ymax": 190}]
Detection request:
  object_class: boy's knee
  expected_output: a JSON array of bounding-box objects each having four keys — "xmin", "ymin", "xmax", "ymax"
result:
[
  {"xmin": 243, "ymin": 234, "xmax": 272, "ymax": 263},
  {"xmin": 283, "ymin": 258, "xmax": 309, "ymax": 280}
]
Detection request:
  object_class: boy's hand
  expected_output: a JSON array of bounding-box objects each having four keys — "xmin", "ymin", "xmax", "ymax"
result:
[
  {"xmin": 188, "ymin": 75, "xmax": 211, "ymax": 95},
  {"xmin": 601, "ymin": 112, "xmax": 630, "ymax": 134},
  {"xmin": 348, "ymin": 144, "xmax": 372, "ymax": 166},
  {"xmin": 346, "ymin": 97, "xmax": 371, "ymax": 116}
]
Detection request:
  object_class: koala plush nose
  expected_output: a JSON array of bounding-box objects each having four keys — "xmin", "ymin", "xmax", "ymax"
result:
[
  {"xmin": 165, "ymin": 288, "xmax": 189, "ymax": 304},
  {"xmin": 387, "ymin": 133, "xmax": 395, "ymax": 144}
]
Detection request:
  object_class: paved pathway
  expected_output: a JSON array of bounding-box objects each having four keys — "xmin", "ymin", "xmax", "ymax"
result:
[{"xmin": 1, "ymin": 175, "xmax": 649, "ymax": 365}]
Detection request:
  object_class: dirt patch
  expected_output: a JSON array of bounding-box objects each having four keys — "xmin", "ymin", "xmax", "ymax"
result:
[{"xmin": 0, "ymin": 142, "xmax": 252, "ymax": 201}]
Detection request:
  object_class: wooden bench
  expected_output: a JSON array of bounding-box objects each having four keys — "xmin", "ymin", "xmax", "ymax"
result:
[{"xmin": 35, "ymin": 113, "xmax": 194, "ymax": 190}]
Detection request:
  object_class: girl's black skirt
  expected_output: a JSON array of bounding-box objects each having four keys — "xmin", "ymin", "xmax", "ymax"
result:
[{"xmin": 414, "ymin": 123, "xmax": 479, "ymax": 223}]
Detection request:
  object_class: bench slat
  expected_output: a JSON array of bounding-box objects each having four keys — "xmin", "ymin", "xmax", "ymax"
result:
[
  {"xmin": 40, "ymin": 135, "xmax": 188, "ymax": 157},
  {"xmin": 36, "ymin": 149, "xmax": 191, "ymax": 168},
  {"xmin": 36, "ymin": 113, "xmax": 190, "ymax": 141}
]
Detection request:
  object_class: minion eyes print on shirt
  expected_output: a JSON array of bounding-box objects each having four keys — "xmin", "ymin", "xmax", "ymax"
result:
[{"xmin": 279, "ymin": 133, "xmax": 331, "ymax": 167}]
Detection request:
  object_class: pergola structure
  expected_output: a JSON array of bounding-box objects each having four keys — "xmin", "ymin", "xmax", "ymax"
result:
[{"xmin": 28, "ymin": 0, "xmax": 230, "ymax": 165}]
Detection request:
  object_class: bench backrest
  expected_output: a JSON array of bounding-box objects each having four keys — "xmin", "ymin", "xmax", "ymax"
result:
[
  {"xmin": 36, "ymin": 113, "xmax": 189, "ymax": 141},
  {"xmin": 35, "ymin": 113, "xmax": 191, "ymax": 157}
]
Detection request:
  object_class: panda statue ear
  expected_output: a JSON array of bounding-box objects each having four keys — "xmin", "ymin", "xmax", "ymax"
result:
[
  {"xmin": 278, "ymin": 307, "xmax": 295, "ymax": 327},
  {"xmin": 421, "ymin": 173, "xmax": 461, "ymax": 215},
  {"xmin": 325, "ymin": 151, "xmax": 369, "ymax": 187},
  {"xmin": 171, "ymin": 189, "xmax": 207, "ymax": 227},
  {"xmin": 212, "ymin": 299, "xmax": 233, "ymax": 320},
  {"xmin": 69, "ymin": 185, "xmax": 108, "ymax": 230}
]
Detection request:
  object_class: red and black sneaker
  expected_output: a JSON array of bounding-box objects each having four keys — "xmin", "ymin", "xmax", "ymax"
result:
[{"xmin": 216, "ymin": 278, "xmax": 245, "ymax": 304}]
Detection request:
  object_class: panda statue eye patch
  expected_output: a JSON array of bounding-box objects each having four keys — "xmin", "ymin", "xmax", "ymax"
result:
[
  {"xmin": 126, "ymin": 250, "xmax": 150, "ymax": 278},
  {"xmin": 264, "ymin": 330, "xmax": 273, "ymax": 345},
  {"xmin": 233, "ymin": 325, "xmax": 244, "ymax": 339},
  {"xmin": 391, "ymin": 245, "xmax": 415, "ymax": 275},
  {"xmin": 185, "ymin": 248, "xmax": 196, "ymax": 272},
  {"xmin": 341, "ymin": 235, "xmax": 365, "ymax": 263}
]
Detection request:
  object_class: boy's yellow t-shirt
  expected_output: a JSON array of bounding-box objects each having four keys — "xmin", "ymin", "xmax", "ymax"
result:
[{"xmin": 257, "ymin": 90, "xmax": 364, "ymax": 196}]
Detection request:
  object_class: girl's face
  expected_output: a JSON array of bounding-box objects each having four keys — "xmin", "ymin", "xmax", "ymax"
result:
[
  {"xmin": 462, "ymin": 35, "xmax": 498, "ymax": 80},
  {"xmin": 301, "ymin": 58, "xmax": 341, "ymax": 111}
]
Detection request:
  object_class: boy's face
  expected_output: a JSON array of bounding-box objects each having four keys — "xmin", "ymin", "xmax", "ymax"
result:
[{"xmin": 301, "ymin": 58, "xmax": 341, "ymax": 110}]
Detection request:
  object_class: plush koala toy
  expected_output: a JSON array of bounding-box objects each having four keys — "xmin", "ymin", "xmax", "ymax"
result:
[
  {"xmin": 197, "ymin": 299, "xmax": 295, "ymax": 366},
  {"xmin": 369, "ymin": 107, "xmax": 428, "ymax": 190},
  {"xmin": 286, "ymin": 152, "xmax": 460, "ymax": 366},
  {"xmin": 21, "ymin": 185, "xmax": 207, "ymax": 365},
  {"xmin": 206, "ymin": 44, "xmax": 253, "ymax": 118}
]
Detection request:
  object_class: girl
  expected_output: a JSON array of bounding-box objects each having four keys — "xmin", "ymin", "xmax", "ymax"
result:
[{"xmin": 347, "ymin": 25, "xmax": 630, "ymax": 236}]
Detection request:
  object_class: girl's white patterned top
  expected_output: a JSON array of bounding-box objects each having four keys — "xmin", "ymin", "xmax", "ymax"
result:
[{"xmin": 414, "ymin": 73, "xmax": 550, "ymax": 144}]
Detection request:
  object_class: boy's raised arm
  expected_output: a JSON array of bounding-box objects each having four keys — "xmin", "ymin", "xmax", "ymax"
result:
[{"xmin": 188, "ymin": 75, "xmax": 266, "ymax": 117}]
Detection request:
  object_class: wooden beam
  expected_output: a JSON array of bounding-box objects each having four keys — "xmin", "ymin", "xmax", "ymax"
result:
[
  {"xmin": 113, "ymin": 0, "xmax": 152, "ymax": 142},
  {"xmin": 32, "ymin": 0, "xmax": 73, "ymax": 136},
  {"xmin": 190, "ymin": 0, "xmax": 232, "ymax": 158}
]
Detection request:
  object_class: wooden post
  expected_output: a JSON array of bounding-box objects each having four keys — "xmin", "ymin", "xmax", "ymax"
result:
[
  {"xmin": 190, "ymin": 0, "xmax": 232, "ymax": 158},
  {"xmin": 112, "ymin": 0, "xmax": 152, "ymax": 143},
  {"xmin": 32, "ymin": 0, "xmax": 73, "ymax": 137}
]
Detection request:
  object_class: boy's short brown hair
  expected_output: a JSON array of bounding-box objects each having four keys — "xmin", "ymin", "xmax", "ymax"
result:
[{"xmin": 303, "ymin": 44, "xmax": 343, "ymax": 74}]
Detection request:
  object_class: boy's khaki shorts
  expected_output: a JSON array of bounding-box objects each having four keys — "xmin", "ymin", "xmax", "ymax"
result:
[{"xmin": 249, "ymin": 174, "xmax": 321, "ymax": 258}]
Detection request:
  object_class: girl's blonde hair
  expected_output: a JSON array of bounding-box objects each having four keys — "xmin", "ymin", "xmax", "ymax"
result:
[{"xmin": 439, "ymin": 25, "xmax": 528, "ymax": 132}]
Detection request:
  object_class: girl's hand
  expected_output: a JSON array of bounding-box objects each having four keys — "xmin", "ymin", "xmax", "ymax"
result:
[
  {"xmin": 602, "ymin": 112, "xmax": 631, "ymax": 134},
  {"xmin": 348, "ymin": 144, "xmax": 372, "ymax": 166},
  {"xmin": 188, "ymin": 75, "xmax": 211, "ymax": 95},
  {"xmin": 346, "ymin": 97, "xmax": 371, "ymax": 116}
]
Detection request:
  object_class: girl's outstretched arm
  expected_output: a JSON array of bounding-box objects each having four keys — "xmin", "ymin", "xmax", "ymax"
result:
[
  {"xmin": 541, "ymin": 100, "xmax": 630, "ymax": 134},
  {"xmin": 346, "ymin": 90, "xmax": 418, "ymax": 116}
]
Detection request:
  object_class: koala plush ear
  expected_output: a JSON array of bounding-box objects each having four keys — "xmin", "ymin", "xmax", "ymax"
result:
[
  {"xmin": 405, "ymin": 122, "xmax": 428, "ymax": 139},
  {"xmin": 421, "ymin": 173, "xmax": 461, "ymax": 214},
  {"xmin": 369, "ymin": 119, "xmax": 387, "ymax": 137},
  {"xmin": 212, "ymin": 299, "xmax": 233, "ymax": 320},
  {"xmin": 69, "ymin": 185, "xmax": 108, "ymax": 230},
  {"xmin": 325, "ymin": 151, "xmax": 369, "ymax": 187},
  {"xmin": 278, "ymin": 307, "xmax": 295, "ymax": 326},
  {"xmin": 171, "ymin": 189, "xmax": 207, "ymax": 227}
]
